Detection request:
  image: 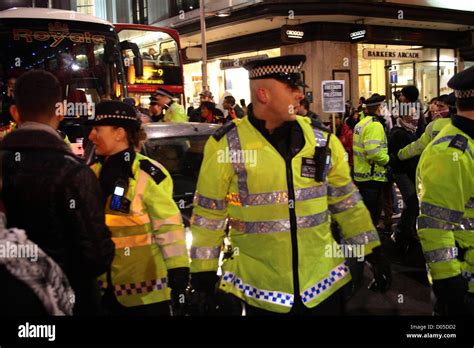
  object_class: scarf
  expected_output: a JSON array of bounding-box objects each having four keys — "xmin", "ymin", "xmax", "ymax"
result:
[
  {"xmin": 0, "ymin": 213, "xmax": 75, "ymax": 315},
  {"xmin": 397, "ymin": 116, "xmax": 417, "ymax": 134}
]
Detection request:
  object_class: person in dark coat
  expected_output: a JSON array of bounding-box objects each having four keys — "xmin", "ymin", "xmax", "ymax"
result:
[
  {"xmin": 388, "ymin": 111, "xmax": 421, "ymax": 255},
  {"xmin": 189, "ymin": 90, "xmax": 214, "ymax": 122},
  {"xmin": 0, "ymin": 70, "xmax": 115, "ymax": 315}
]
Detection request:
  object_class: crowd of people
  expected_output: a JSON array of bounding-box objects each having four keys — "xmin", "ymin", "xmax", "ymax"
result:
[{"xmin": 0, "ymin": 55, "xmax": 472, "ymax": 317}]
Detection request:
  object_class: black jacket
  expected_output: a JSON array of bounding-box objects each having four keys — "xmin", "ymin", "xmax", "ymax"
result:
[
  {"xmin": 388, "ymin": 126, "xmax": 419, "ymax": 180},
  {"xmin": 0, "ymin": 126, "xmax": 115, "ymax": 315}
]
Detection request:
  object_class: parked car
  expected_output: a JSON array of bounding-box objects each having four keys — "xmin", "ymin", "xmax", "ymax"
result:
[{"xmin": 141, "ymin": 122, "xmax": 221, "ymax": 225}]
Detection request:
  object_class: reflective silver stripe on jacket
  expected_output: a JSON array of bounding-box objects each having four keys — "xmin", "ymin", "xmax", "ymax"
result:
[
  {"xmin": 229, "ymin": 211, "xmax": 329, "ymax": 234},
  {"xmin": 301, "ymin": 262, "xmax": 349, "ymax": 304},
  {"xmin": 327, "ymin": 182, "xmax": 355, "ymax": 197},
  {"xmin": 432, "ymin": 136, "xmax": 473, "ymax": 158},
  {"xmin": 191, "ymin": 214, "xmax": 228, "ymax": 230},
  {"xmin": 227, "ymin": 184, "xmax": 327, "ymax": 207},
  {"xmin": 222, "ymin": 271, "xmax": 294, "ymax": 307},
  {"xmin": 344, "ymin": 230, "xmax": 380, "ymax": 246},
  {"xmin": 194, "ymin": 193, "xmax": 227, "ymax": 210},
  {"xmin": 466, "ymin": 198, "xmax": 474, "ymax": 209},
  {"xmin": 417, "ymin": 216, "xmax": 456, "ymax": 231},
  {"xmin": 328, "ymin": 191, "xmax": 362, "ymax": 214},
  {"xmin": 161, "ymin": 244, "xmax": 188, "ymax": 259},
  {"xmin": 353, "ymin": 150, "xmax": 365, "ymax": 158},
  {"xmin": 455, "ymin": 218, "xmax": 474, "ymax": 231},
  {"xmin": 420, "ymin": 202, "xmax": 464, "ymax": 224},
  {"xmin": 365, "ymin": 147, "xmax": 382, "ymax": 156},
  {"xmin": 364, "ymin": 140, "xmax": 382, "ymax": 146},
  {"xmin": 190, "ymin": 246, "xmax": 221, "ymax": 260},
  {"xmin": 226, "ymin": 127, "xmax": 250, "ymax": 195},
  {"xmin": 424, "ymin": 247, "xmax": 458, "ymax": 263}
]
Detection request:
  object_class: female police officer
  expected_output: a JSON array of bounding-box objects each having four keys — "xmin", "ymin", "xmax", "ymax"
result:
[{"xmin": 88, "ymin": 100, "xmax": 189, "ymax": 315}]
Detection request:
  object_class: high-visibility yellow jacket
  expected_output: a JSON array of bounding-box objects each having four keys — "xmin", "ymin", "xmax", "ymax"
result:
[
  {"xmin": 417, "ymin": 120, "xmax": 474, "ymax": 293},
  {"xmin": 398, "ymin": 117, "xmax": 450, "ymax": 160},
  {"xmin": 352, "ymin": 115, "xmax": 389, "ymax": 182},
  {"xmin": 190, "ymin": 116, "xmax": 380, "ymax": 313},
  {"xmin": 91, "ymin": 152, "xmax": 189, "ymax": 307},
  {"xmin": 164, "ymin": 102, "xmax": 187, "ymax": 123}
]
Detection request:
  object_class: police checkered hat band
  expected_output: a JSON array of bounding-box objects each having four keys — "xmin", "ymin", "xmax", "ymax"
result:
[
  {"xmin": 95, "ymin": 114, "xmax": 138, "ymax": 121},
  {"xmin": 248, "ymin": 64, "xmax": 301, "ymax": 79},
  {"xmin": 89, "ymin": 100, "xmax": 139, "ymax": 128},
  {"xmin": 454, "ymin": 89, "xmax": 474, "ymax": 99}
]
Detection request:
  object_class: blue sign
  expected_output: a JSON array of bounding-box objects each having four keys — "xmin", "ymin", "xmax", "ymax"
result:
[{"xmin": 390, "ymin": 70, "xmax": 398, "ymax": 84}]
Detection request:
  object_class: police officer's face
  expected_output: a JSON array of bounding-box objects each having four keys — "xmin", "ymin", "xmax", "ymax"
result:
[
  {"xmin": 156, "ymin": 95, "xmax": 170, "ymax": 107},
  {"xmin": 89, "ymin": 126, "xmax": 127, "ymax": 156},
  {"xmin": 273, "ymin": 81, "xmax": 304, "ymax": 121}
]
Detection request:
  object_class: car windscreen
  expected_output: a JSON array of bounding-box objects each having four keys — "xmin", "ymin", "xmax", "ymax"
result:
[{"xmin": 142, "ymin": 135, "xmax": 209, "ymax": 224}]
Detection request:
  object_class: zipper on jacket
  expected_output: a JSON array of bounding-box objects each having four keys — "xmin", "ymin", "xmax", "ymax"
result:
[{"xmin": 285, "ymin": 157, "xmax": 300, "ymax": 306}]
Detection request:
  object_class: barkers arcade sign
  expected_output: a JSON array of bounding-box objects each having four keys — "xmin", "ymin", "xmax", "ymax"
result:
[{"xmin": 363, "ymin": 48, "xmax": 423, "ymax": 61}]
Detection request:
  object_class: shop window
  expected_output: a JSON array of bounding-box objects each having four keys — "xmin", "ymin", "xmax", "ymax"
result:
[{"xmin": 416, "ymin": 62, "xmax": 438, "ymax": 104}]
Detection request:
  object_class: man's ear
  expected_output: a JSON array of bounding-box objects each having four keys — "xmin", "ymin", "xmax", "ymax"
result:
[
  {"xmin": 117, "ymin": 127, "xmax": 128, "ymax": 142},
  {"xmin": 256, "ymin": 87, "xmax": 269, "ymax": 104},
  {"xmin": 9, "ymin": 105, "xmax": 21, "ymax": 125}
]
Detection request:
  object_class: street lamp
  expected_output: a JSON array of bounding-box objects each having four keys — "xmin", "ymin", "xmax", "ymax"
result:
[{"xmin": 199, "ymin": 0, "xmax": 208, "ymax": 91}]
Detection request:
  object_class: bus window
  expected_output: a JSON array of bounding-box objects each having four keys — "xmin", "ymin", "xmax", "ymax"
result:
[
  {"xmin": 117, "ymin": 29, "xmax": 182, "ymax": 87},
  {"xmin": 0, "ymin": 18, "xmax": 125, "ymax": 123}
]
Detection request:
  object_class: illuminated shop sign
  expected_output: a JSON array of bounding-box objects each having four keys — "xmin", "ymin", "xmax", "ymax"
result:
[{"xmin": 363, "ymin": 48, "xmax": 424, "ymax": 61}]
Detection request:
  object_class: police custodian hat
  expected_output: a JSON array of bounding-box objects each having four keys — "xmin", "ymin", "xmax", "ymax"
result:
[
  {"xmin": 448, "ymin": 66, "xmax": 474, "ymax": 100},
  {"xmin": 365, "ymin": 93, "xmax": 386, "ymax": 107},
  {"xmin": 243, "ymin": 55, "xmax": 309, "ymax": 88},
  {"xmin": 90, "ymin": 100, "xmax": 139, "ymax": 128}
]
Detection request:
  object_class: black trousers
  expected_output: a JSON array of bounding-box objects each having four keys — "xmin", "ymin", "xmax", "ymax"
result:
[
  {"xmin": 393, "ymin": 173, "xmax": 419, "ymax": 243},
  {"xmin": 245, "ymin": 285, "xmax": 347, "ymax": 316},
  {"xmin": 356, "ymin": 180, "xmax": 385, "ymax": 227}
]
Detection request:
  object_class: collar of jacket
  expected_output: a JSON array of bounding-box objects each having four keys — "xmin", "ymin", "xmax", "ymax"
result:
[
  {"xmin": 247, "ymin": 104, "xmax": 304, "ymax": 159},
  {"xmin": 0, "ymin": 127, "xmax": 73, "ymax": 155},
  {"xmin": 452, "ymin": 114, "xmax": 474, "ymax": 139},
  {"xmin": 98, "ymin": 147, "xmax": 136, "ymax": 179},
  {"xmin": 247, "ymin": 104, "xmax": 294, "ymax": 139}
]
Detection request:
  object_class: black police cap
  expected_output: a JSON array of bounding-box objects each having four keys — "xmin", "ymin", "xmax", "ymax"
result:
[
  {"xmin": 154, "ymin": 87, "xmax": 174, "ymax": 99},
  {"xmin": 365, "ymin": 93, "xmax": 386, "ymax": 107},
  {"xmin": 448, "ymin": 66, "xmax": 474, "ymax": 100},
  {"xmin": 243, "ymin": 55, "xmax": 308, "ymax": 88},
  {"xmin": 90, "ymin": 100, "xmax": 139, "ymax": 128}
]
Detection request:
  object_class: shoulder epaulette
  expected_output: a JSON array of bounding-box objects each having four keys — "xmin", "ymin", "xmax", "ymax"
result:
[
  {"xmin": 310, "ymin": 118, "xmax": 329, "ymax": 132},
  {"xmin": 448, "ymin": 134, "xmax": 468, "ymax": 153},
  {"xmin": 139, "ymin": 159, "xmax": 166, "ymax": 185},
  {"xmin": 212, "ymin": 121, "xmax": 236, "ymax": 141}
]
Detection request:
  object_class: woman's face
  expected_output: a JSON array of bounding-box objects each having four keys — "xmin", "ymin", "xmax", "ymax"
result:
[{"xmin": 89, "ymin": 126, "xmax": 127, "ymax": 156}]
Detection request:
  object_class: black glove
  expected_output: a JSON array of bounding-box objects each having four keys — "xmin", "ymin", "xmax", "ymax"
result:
[
  {"xmin": 345, "ymin": 257, "xmax": 365, "ymax": 300},
  {"xmin": 365, "ymin": 248, "xmax": 392, "ymax": 293},
  {"xmin": 187, "ymin": 271, "xmax": 220, "ymax": 315},
  {"xmin": 386, "ymin": 153, "xmax": 402, "ymax": 172},
  {"xmin": 432, "ymin": 275, "xmax": 468, "ymax": 316},
  {"xmin": 168, "ymin": 267, "xmax": 190, "ymax": 316}
]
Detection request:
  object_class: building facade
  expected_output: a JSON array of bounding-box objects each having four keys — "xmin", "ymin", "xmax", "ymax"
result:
[{"xmin": 154, "ymin": 0, "xmax": 474, "ymax": 118}]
